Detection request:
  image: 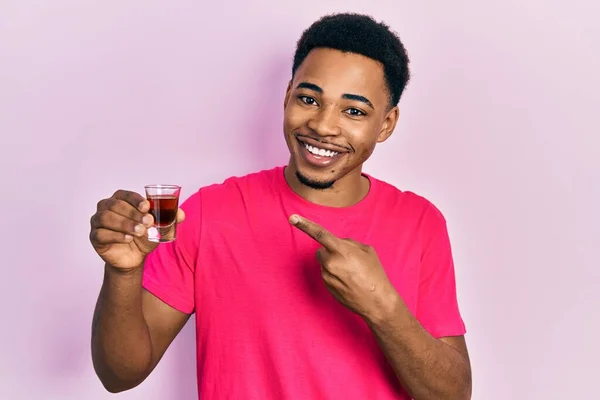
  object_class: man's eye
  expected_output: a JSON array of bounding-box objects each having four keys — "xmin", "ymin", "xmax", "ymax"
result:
[
  {"xmin": 346, "ymin": 108, "xmax": 365, "ymax": 117},
  {"xmin": 299, "ymin": 96, "xmax": 317, "ymax": 105}
]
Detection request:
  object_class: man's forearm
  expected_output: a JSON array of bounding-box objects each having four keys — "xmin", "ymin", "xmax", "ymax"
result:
[
  {"xmin": 91, "ymin": 264, "xmax": 153, "ymax": 392},
  {"xmin": 366, "ymin": 291, "xmax": 471, "ymax": 400}
]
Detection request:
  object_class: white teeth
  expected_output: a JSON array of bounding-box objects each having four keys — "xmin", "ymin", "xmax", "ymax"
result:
[{"xmin": 305, "ymin": 143, "xmax": 338, "ymax": 158}]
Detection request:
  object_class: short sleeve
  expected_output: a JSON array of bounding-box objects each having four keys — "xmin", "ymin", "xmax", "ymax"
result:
[
  {"xmin": 416, "ymin": 204, "xmax": 466, "ymax": 338},
  {"xmin": 142, "ymin": 190, "xmax": 202, "ymax": 314}
]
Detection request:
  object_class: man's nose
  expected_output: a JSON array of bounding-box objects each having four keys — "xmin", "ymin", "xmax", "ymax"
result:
[{"xmin": 307, "ymin": 106, "xmax": 342, "ymax": 137}]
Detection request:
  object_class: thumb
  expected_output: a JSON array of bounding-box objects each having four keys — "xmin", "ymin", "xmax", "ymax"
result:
[{"xmin": 176, "ymin": 208, "xmax": 186, "ymax": 224}]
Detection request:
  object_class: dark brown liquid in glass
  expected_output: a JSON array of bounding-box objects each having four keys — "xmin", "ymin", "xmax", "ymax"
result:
[{"xmin": 148, "ymin": 195, "xmax": 178, "ymax": 227}]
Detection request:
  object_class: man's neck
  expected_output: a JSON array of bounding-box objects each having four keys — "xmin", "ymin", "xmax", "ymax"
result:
[{"xmin": 283, "ymin": 165, "xmax": 370, "ymax": 208}]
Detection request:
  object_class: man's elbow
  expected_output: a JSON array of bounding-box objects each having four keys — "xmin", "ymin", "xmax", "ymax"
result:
[
  {"xmin": 93, "ymin": 360, "xmax": 148, "ymax": 394},
  {"xmin": 97, "ymin": 373, "xmax": 145, "ymax": 394},
  {"xmin": 458, "ymin": 387, "xmax": 472, "ymax": 400},
  {"xmin": 456, "ymin": 372, "xmax": 472, "ymax": 400},
  {"xmin": 101, "ymin": 381, "xmax": 127, "ymax": 394},
  {"xmin": 439, "ymin": 369, "xmax": 472, "ymax": 400}
]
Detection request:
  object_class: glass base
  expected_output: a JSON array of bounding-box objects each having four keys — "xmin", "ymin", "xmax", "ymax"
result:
[{"xmin": 147, "ymin": 226, "xmax": 177, "ymax": 243}]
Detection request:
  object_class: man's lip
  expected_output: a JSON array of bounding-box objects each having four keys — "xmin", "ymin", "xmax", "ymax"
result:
[{"xmin": 296, "ymin": 136, "xmax": 350, "ymax": 153}]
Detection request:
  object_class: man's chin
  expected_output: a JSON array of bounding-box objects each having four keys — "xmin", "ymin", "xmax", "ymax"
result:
[{"xmin": 296, "ymin": 170, "xmax": 335, "ymax": 190}]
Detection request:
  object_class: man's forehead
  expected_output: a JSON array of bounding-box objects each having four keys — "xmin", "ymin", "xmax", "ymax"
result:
[
  {"xmin": 298, "ymin": 48, "xmax": 384, "ymax": 75},
  {"xmin": 294, "ymin": 49, "xmax": 386, "ymax": 98}
]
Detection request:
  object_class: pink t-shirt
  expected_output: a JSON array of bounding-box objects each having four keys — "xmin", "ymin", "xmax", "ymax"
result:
[{"xmin": 143, "ymin": 166, "xmax": 466, "ymax": 399}]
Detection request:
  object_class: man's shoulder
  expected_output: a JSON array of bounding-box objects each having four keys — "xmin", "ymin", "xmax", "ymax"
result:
[
  {"xmin": 185, "ymin": 166, "xmax": 282, "ymax": 206},
  {"xmin": 368, "ymin": 174, "xmax": 448, "ymax": 224},
  {"xmin": 369, "ymin": 174, "xmax": 436, "ymax": 208},
  {"xmin": 203, "ymin": 166, "xmax": 280, "ymax": 192}
]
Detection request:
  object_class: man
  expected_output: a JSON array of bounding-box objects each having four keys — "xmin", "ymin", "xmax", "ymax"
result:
[{"xmin": 89, "ymin": 13, "xmax": 472, "ymax": 400}]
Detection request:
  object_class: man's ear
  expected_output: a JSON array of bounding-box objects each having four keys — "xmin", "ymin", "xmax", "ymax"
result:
[
  {"xmin": 283, "ymin": 80, "xmax": 292, "ymax": 110},
  {"xmin": 377, "ymin": 106, "xmax": 400, "ymax": 143}
]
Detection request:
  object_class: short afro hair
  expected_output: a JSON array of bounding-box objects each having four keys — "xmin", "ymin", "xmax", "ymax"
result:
[{"xmin": 292, "ymin": 13, "xmax": 411, "ymax": 107}]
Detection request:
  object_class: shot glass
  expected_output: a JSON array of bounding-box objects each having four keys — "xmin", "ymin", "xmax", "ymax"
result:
[{"xmin": 144, "ymin": 184, "xmax": 181, "ymax": 243}]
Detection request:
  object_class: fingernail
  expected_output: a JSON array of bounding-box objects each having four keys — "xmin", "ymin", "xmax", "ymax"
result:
[
  {"xmin": 142, "ymin": 215, "xmax": 153, "ymax": 226},
  {"xmin": 289, "ymin": 215, "xmax": 299, "ymax": 225},
  {"xmin": 134, "ymin": 224, "xmax": 144, "ymax": 235},
  {"xmin": 124, "ymin": 234, "xmax": 133, "ymax": 241},
  {"xmin": 138, "ymin": 200, "xmax": 148, "ymax": 210}
]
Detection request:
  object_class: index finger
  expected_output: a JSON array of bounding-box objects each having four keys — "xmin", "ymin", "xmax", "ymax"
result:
[
  {"xmin": 111, "ymin": 189, "xmax": 149, "ymax": 212},
  {"xmin": 289, "ymin": 214, "xmax": 339, "ymax": 250}
]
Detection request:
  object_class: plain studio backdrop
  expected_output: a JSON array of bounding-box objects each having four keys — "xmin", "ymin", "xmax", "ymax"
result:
[{"xmin": 1, "ymin": 1, "xmax": 598, "ymax": 399}]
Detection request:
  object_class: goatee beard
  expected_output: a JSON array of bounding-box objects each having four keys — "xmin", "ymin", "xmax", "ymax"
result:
[{"xmin": 296, "ymin": 171, "xmax": 335, "ymax": 190}]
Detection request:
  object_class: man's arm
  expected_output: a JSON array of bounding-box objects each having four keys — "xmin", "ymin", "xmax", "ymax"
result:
[
  {"xmin": 288, "ymin": 214, "xmax": 471, "ymax": 399},
  {"xmin": 366, "ymin": 291, "xmax": 471, "ymax": 400},
  {"xmin": 91, "ymin": 263, "xmax": 190, "ymax": 393}
]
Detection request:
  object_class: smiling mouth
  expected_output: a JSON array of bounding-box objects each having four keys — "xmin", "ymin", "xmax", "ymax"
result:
[
  {"xmin": 294, "ymin": 136, "xmax": 349, "ymax": 168},
  {"xmin": 303, "ymin": 142, "xmax": 339, "ymax": 157},
  {"xmin": 296, "ymin": 137, "xmax": 349, "ymax": 158}
]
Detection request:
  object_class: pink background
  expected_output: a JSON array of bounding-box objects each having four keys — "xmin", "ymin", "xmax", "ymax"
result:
[{"xmin": 1, "ymin": 1, "xmax": 599, "ymax": 398}]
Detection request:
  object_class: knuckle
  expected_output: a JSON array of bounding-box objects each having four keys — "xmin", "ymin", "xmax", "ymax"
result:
[
  {"xmin": 122, "ymin": 217, "xmax": 136, "ymax": 231},
  {"xmin": 128, "ymin": 205, "xmax": 141, "ymax": 219},
  {"xmin": 89, "ymin": 229, "xmax": 99, "ymax": 243},
  {"xmin": 315, "ymin": 230, "xmax": 326, "ymax": 241},
  {"xmin": 95, "ymin": 210, "xmax": 116, "ymax": 230},
  {"xmin": 105, "ymin": 198, "xmax": 119, "ymax": 210},
  {"xmin": 96, "ymin": 197, "xmax": 113, "ymax": 211},
  {"xmin": 112, "ymin": 189, "xmax": 127, "ymax": 199},
  {"xmin": 96, "ymin": 210, "xmax": 111, "ymax": 225},
  {"xmin": 90, "ymin": 211, "xmax": 104, "ymax": 228}
]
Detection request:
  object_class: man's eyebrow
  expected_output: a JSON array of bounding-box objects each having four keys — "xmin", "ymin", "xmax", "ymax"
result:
[
  {"xmin": 342, "ymin": 93, "xmax": 374, "ymax": 110},
  {"xmin": 296, "ymin": 81, "xmax": 374, "ymax": 110},
  {"xmin": 296, "ymin": 82, "xmax": 323, "ymax": 92}
]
